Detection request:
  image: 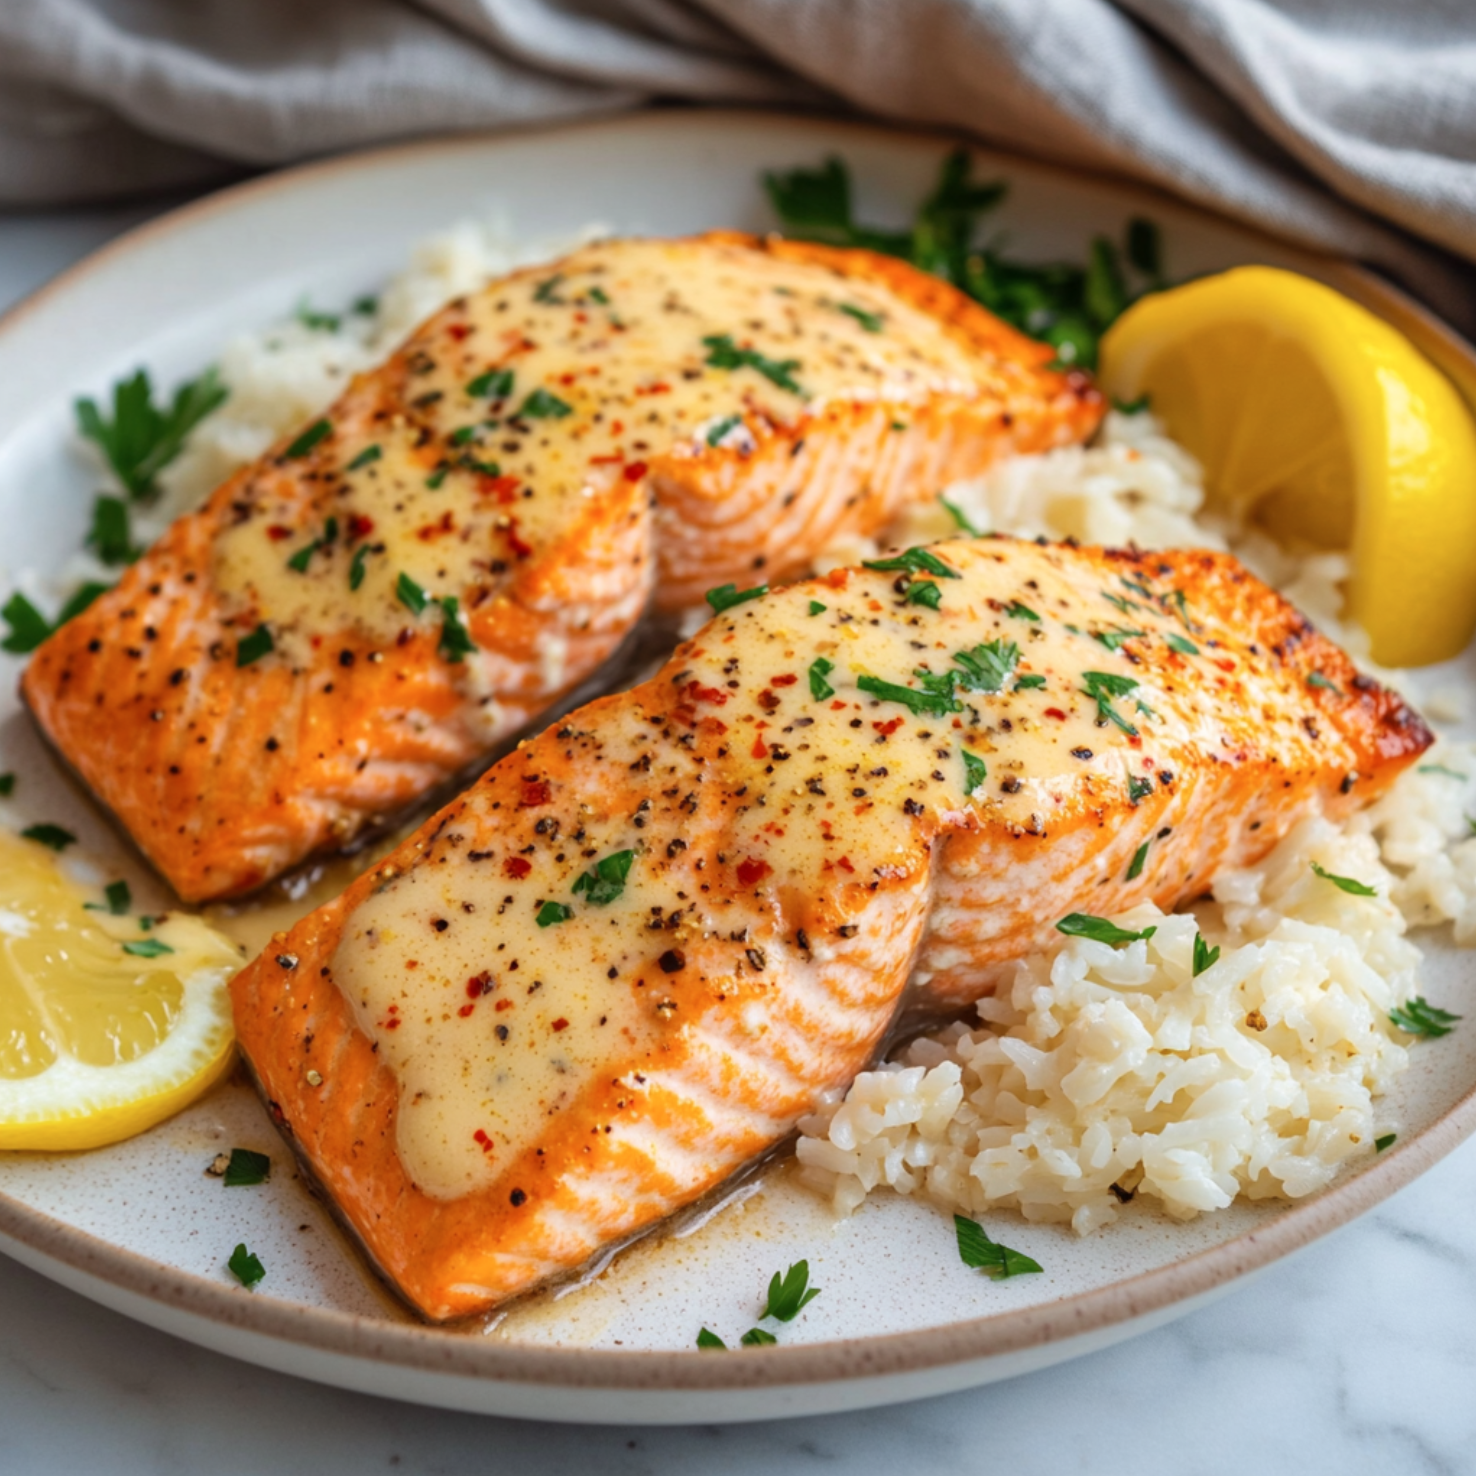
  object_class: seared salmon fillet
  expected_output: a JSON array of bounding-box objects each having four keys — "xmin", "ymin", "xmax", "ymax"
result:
[
  {"xmin": 229, "ymin": 537, "xmax": 1428, "ymax": 1321},
  {"xmin": 23, "ymin": 235, "xmax": 1099, "ymax": 903}
]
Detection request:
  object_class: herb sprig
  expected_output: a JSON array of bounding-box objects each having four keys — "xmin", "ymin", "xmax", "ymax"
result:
[
  {"xmin": 954, "ymin": 1214, "xmax": 1043, "ymax": 1279},
  {"xmin": 1388, "ymin": 997, "xmax": 1461, "ymax": 1039}
]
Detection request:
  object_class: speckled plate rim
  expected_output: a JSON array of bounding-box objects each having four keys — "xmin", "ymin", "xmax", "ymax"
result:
[{"xmin": 1, "ymin": 108, "xmax": 1475, "ymax": 1412}]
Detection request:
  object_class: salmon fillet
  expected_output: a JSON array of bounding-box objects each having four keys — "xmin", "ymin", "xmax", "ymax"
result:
[
  {"xmin": 22, "ymin": 234, "xmax": 1099, "ymax": 904},
  {"xmin": 229, "ymin": 537, "xmax": 1429, "ymax": 1321}
]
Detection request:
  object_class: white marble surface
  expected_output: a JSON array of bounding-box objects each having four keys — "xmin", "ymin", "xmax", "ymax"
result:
[{"xmin": 2, "ymin": 198, "xmax": 1475, "ymax": 1476}]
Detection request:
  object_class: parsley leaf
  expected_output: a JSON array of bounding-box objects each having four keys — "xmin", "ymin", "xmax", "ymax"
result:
[
  {"xmin": 21, "ymin": 823, "xmax": 75, "ymax": 852},
  {"xmin": 905, "ymin": 580, "xmax": 942, "ymax": 609},
  {"xmin": 740, "ymin": 1327, "xmax": 779, "ymax": 1346},
  {"xmin": 396, "ymin": 572, "xmax": 429, "ymax": 614},
  {"xmin": 227, "ymin": 1243, "xmax": 266, "ymax": 1289},
  {"xmin": 1112, "ymin": 394, "xmax": 1150, "ymax": 415},
  {"xmin": 1128, "ymin": 774, "xmax": 1154, "ymax": 804},
  {"xmin": 536, "ymin": 901, "xmax": 573, "ymax": 928},
  {"xmin": 0, "ymin": 773, "xmax": 13, "ymax": 797},
  {"xmin": 347, "ymin": 443, "xmax": 381, "ymax": 471},
  {"xmin": 533, "ymin": 274, "xmax": 565, "ymax": 303},
  {"xmin": 1003, "ymin": 599, "xmax": 1039, "ymax": 621},
  {"xmin": 1307, "ymin": 672, "xmax": 1341, "ymax": 693},
  {"xmin": 1, "ymin": 593, "xmax": 54, "ymax": 654},
  {"xmin": 283, "ymin": 419, "xmax": 332, "ymax": 460},
  {"xmin": 863, "ymin": 547, "xmax": 960, "ymax": 580},
  {"xmin": 1126, "ymin": 839, "xmax": 1150, "ymax": 880},
  {"xmin": 857, "ymin": 673, "xmax": 958, "ymax": 717},
  {"xmin": 222, "ymin": 1148, "xmax": 271, "ymax": 1187},
  {"xmin": 348, "ymin": 544, "xmax": 371, "ymax": 591},
  {"xmin": 1014, "ymin": 673, "xmax": 1046, "ymax": 690},
  {"xmin": 705, "ymin": 413, "xmax": 742, "ymax": 446},
  {"xmin": 572, "ymin": 849, "xmax": 635, "ymax": 906},
  {"xmin": 706, "ymin": 582, "xmax": 767, "ymax": 614},
  {"xmin": 837, "ymin": 302, "xmax": 884, "ymax": 333},
  {"xmin": 1055, "ymin": 913, "xmax": 1156, "ymax": 945},
  {"xmin": 696, "ymin": 1328, "xmax": 727, "ymax": 1350},
  {"xmin": 952, "ymin": 639, "xmax": 1019, "ymax": 693},
  {"xmin": 963, "ymin": 749, "xmax": 987, "ymax": 795},
  {"xmin": 762, "ymin": 1260, "xmax": 820, "ymax": 1322},
  {"xmin": 467, "ymin": 368, "xmax": 514, "ymax": 400},
  {"xmin": 123, "ymin": 938, "xmax": 175, "ymax": 958},
  {"xmin": 807, "ymin": 600, "xmax": 827, "ymax": 616},
  {"xmin": 235, "ymin": 624, "xmax": 274, "ymax": 668},
  {"xmin": 702, "ymin": 334, "xmax": 804, "ymax": 395},
  {"xmin": 86, "ymin": 495, "xmax": 140, "ymax": 566},
  {"xmin": 1165, "ymin": 632, "xmax": 1199, "ymax": 656},
  {"xmin": 1310, "ymin": 861, "xmax": 1377, "ymax": 897},
  {"xmin": 939, "ymin": 496, "xmax": 983, "ymax": 537},
  {"xmin": 1192, "ymin": 933, "xmax": 1221, "ymax": 977},
  {"xmin": 1094, "ymin": 626, "xmax": 1146, "ymax": 652},
  {"xmin": 296, "ymin": 300, "xmax": 340, "ymax": 332},
  {"xmin": 103, "ymin": 879, "xmax": 131, "ymax": 915},
  {"xmin": 75, "ymin": 367, "xmax": 227, "ymax": 500},
  {"xmin": 516, "ymin": 388, "xmax": 572, "ymax": 420},
  {"xmin": 1418, "ymin": 763, "xmax": 1467, "ymax": 780},
  {"xmin": 1375, "ymin": 1133, "xmax": 1397, "ymax": 1152},
  {"xmin": 1388, "ymin": 996, "xmax": 1461, "ymax": 1038},
  {"xmin": 809, "ymin": 656, "xmax": 835, "ymax": 701},
  {"xmin": 437, "ymin": 596, "xmax": 476, "ymax": 663},
  {"xmin": 954, "ymin": 1214, "xmax": 1043, "ymax": 1279},
  {"xmin": 1081, "ymin": 671, "xmax": 1139, "ymax": 735}
]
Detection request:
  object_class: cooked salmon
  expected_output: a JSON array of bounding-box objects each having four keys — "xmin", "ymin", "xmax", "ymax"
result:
[
  {"xmin": 22, "ymin": 235, "xmax": 1100, "ymax": 904},
  {"xmin": 229, "ymin": 537, "xmax": 1429, "ymax": 1321}
]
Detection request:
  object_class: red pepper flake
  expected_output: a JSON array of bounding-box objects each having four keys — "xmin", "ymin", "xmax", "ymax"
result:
[
  {"xmin": 405, "ymin": 960, "xmax": 419, "ymax": 970},
  {"xmin": 503, "ymin": 856, "xmax": 532, "ymax": 879},
  {"xmin": 830, "ymin": 699, "xmax": 849, "ymax": 711},
  {"xmin": 466, "ymin": 972, "xmax": 492, "ymax": 998},
  {"xmin": 771, "ymin": 673, "xmax": 798, "ymax": 687},
  {"xmin": 824, "ymin": 568, "xmax": 852, "ymax": 590},
  {"xmin": 347, "ymin": 513, "xmax": 375, "ymax": 541},
  {"xmin": 458, "ymin": 1003, "xmax": 475, "ymax": 1018},
  {"xmin": 1044, "ymin": 707, "xmax": 1068, "ymax": 721},
  {"xmin": 505, "ymin": 517, "xmax": 534, "ymax": 560},
  {"xmin": 473, "ymin": 1129, "xmax": 494, "ymax": 1152},
  {"xmin": 737, "ymin": 858, "xmax": 772, "ymax": 886},
  {"xmin": 495, "ymin": 999, "xmax": 513, "ymax": 1013},
  {"xmin": 521, "ymin": 779, "xmax": 551, "ymax": 807},
  {"xmin": 383, "ymin": 1017, "xmax": 402, "ymax": 1029},
  {"xmin": 266, "ymin": 525, "xmax": 294, "ymax": 542},
  {"xmin": 623, "ymin": 460, "xmax": 648, "ymax": 482},
  {"xmin": 685, "ymin": 680, "xmax": 727, "ymax": 705},
  {"xmin": 1214, "ymin": 658, "xmax": 1237, "ymax": 674},
  {"xmin": 551, "ymin": 1017, "xmax": 570, "ymax": 1032},
  {"xmin": 448, "ymin": 323, "xmax": 471, "ymax": 341},
  {"xmin": 590, "ymin": 454, "xmax": 624, "ymax": 466},
  {"xmin": 416, "ymin": 510, "xmax": 456, "ymax": 541},
  {"xmin": 751, "ymin": 733, "xmax": 769, "ymax": 759},
  {"xmin": 873, "ymin": 717, "xmax": 905, "ymax": 736},
  {"xmin": 611, "ymin": 420, "xmax": 625, "ymax": 435},
  {"xmin": 480, "ymin": 474, "xmax": 521, "ymax": 504},
  {"xmin": 836, "ymin": 856, "xmax": 856, "ymax": 874},
  {"xmin": 636, "ymin": 382, "xmax": 671, "ymax": 396}
]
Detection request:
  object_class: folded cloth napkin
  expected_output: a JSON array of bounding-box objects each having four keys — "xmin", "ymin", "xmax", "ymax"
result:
[{"xmin": 1, "ymin": 0, "xmax": 1472, "ymax": 329}]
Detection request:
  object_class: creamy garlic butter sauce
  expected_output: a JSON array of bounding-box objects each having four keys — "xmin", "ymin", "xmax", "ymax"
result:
[
  {"xmin": 211, "ymin": 237, "xmax": 993, "ymax": 665},
  {"xmin": 331, "ymin": 539, "xmax": 1254, "ymax": 1200}
]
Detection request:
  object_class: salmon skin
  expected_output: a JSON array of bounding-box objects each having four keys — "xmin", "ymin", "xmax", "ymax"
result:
[
  {"xmin": 21, "ymin": 234, "xmax": 1100, "ymax": 904},
  {"xmin": 229, "ymin": 537, "xmax": 1429, "ymax": 1321}
]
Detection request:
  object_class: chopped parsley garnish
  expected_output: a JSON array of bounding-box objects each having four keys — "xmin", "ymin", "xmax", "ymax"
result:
[
  {"xmin": 740, "ymin": 1328, "xmax": 779, "ymax": 1346},
  {"xmin": 227, "ymin": 1243, "xmax": 266, "ymax": 1289},
  {"xmin": 1081, "ymin": 671, "xmax": 1139, "ymax": 735},
  {"xmin": 467, "ymin": 367, "xmax": 515, "ymax": 400},
  {"xmin": 1126, "ymin": 840, "xmax": 1150, "ymax": 881},
  {"xmin": 1003, "ymin": 600, "xmax": 1039, "ymax": 621},
  {"xmin": 235, "ymin": 624, "xmax": 274, "ymax": 667},
  {"xmin": 347, "ymin": 443, "xmax": 381, "ymax": 471},
  {"xmin": 702, "ymin": 334, "xmax": 804, "ymax": 395},
  {"xmin": 706, "ymin": 582, "xmax": 768, "ymax": 614},
  {"xmin": 1128, "ymin": 774, "xmax": 1154, "ymax": 804},
  {"xmin": 353, "ymin": 295, "xmax": 379, "ymax": 316},
  {"xmin": 75, "ymin": 366, "xmax": 227, "ymax": 499},
  {"xmin": 1094, "ymin": 626, "xmax": 1146, "ymax": 653},
  {"xmin": 905, "ymin": 580, "xmax": 942, "ymax": 609},
  {"xmin": 1055, "ymin": 913, "xmax": 1156, "ymax": 945},
  {"xmin": 296, "ymin": 301, "xmax": 340, "ymax": 332},
  {"xmin": 396, "ymin": 572, "xmax": 429, "ymax": 614},
  {"xmin": 587, "ymin": 285, "xmax": 610, "ymax": 305},
  {"xmin": 808, "ymin": 600, "xmax": 827, "ymax": 616},
  {"xmin": 102, "ymin": 880, "xmax": 131, "ymax": 915},
  {"xmin": 437, "ymin": 596, "xmax": 476, "ymax": 663},
  {"xmin": 1, "ymin": 593, "xmax": 54, "ymax": 654},
  {"xmin": 1310, "ymin": 861, "xmax": 1376, "ymax": 897},
  {"xmin": 348, "ymin": 544, "xmax": 371, "ymax": 591},
  {"xmin": 532, "ymin": 274, "xmax": 565, "ymax": 303},
  {"xmin": 954, "ymin": 1214, "xmax": 1043, "ymax": 1279},
  {"xmin": 809, "ymin": 656, "xmax": 835, "ymax": 701},
  {"xmin": 696, "ymin": 1328, "xmax": 727, "ymax": 1350},
  {"xmin": 572, "ymin": 849, "xmax": 635, "ymax": 906},
  {"xmin": 424, "ymin": 465, "xmax": 449, "ymax": 490},
  {"xmin": 21, "ymin": 823, "xmax": 75, "ymax": 852},
  {"xmin": 1165, "ymin": 632, "xmax": 1198, "ymax": 656},
  {"xmin": 515, "ymin": 388, "xmax": 572, "ymax": 420},
  {"xmin": 283, "ymin": 419, "xmax": 332, "ymax": 459},
  {"xmin": 953, "ymin": 639, "xmax": 1019, "ymax": 693},
  {"xmin": 963, "ymin": 749, "xmax": 987, "ymax": 795},
  {"xmin": 287, "ymin": 517, "xmax": 338, "ymax": 573},
  {"xmin": 763, "ymin": 150, "xmax": 1166, "ymax": 369},
  {"xmin": 449, "ymin": 426, "xmax": 478, "ymax": 447},
  {"xmin": 857, "ymin": 674, "xmax": 957, "ymax": 718},
  {"xmin": 1101, "ymin": 591, "xmax": 1140, "ymax": 615},
  {"xmin": 1112, "ymin": 394, "xmax": 1150, "ymax": 415},
  {"xmin": 761, "ymin": 1260, "xmax": 820, "ymax": 1321},
  {"xmin": 939, "ymin": 497, "xmax": 982, "ymax": 536},
  {"xmin": 1418, "ymin": 763, "xmax": 1467, "ymax": 780},
  {"xmin": 1307, "ymin": 672, "xmax": 1341, "ymax": 693},
  {"xmin": 222, "ymin": 1148, "xmax": 271, "ymax": 1187},
  {"xmin": 1014, "ymin": 673, "xmax": 1046, "ymax": 690},
  {"xmin": 536, "ymin": 901, "xmax": 574, "ymax": 928},
  {"xmin": 123, "ymin": 937, "xmax": 174, "ymax": 958},
  {"xmin": 705, "ymin": 413, "xmax": 743, "ymax": 446},
  {"xmin": 1192, "ymin": 933, "xmax": 1220, "ymax": 976},
  {"xmin": 0, "ymin": 773, "xmax": 13, "ymax": 797},
  {"xmin": 837, "ymin": 302, "xmax": 884, "ymax": 332},
  {"xmin": 86, "ymin": 495, "xmax": 139, "ymax": 566},
  {"xmin": 863, "ymin": 547, "xmax": 960, "ymax": 580},
  {"xmin": 1388, "ymin": 997, "xmax": 1461, "ymax": 1038},
  {"xmin": 1375, "ymin": 1133, "xmax": 1397, "ymax": 1152}
]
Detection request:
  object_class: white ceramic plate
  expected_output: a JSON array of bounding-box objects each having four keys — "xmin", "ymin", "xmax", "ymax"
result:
[{"xmin": 1, "ymin": 110, "xmax": 1474, "ymax": 1426}]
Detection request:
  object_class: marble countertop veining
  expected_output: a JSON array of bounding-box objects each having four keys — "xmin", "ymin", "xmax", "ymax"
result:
[{"xmin": 1, "ymin": 200, "xmax": 1474, "ymax": 1476}]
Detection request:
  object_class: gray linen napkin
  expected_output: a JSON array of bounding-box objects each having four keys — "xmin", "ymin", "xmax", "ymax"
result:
[{"xmin": 0, "ymin": 0, "xmax": 1472, "ymax": 328}]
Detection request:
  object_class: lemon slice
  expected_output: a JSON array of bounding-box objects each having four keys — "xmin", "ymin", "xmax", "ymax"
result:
[
  {"xmin": 1099, "ymin": 265, "xmax": 1476, "ymax": 667},
  {"xmin": 0, "ymin": 830, "xmax": 244, "ymax": 1151}
]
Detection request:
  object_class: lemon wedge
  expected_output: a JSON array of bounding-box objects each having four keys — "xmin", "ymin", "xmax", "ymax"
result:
[
  {"xmin": 0, "ymin": 829, "xmax": 243, "ymax": 1151},
  {"xmin": 1099, "ymin": 265, "xmax": 1476, "ymax": 667}
]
